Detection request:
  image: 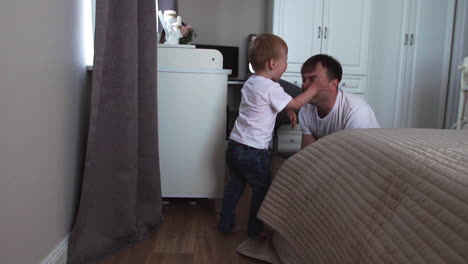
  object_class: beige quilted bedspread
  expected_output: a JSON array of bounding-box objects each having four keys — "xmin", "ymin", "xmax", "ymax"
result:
[{"xmin": 258, "ymin": 129, "xmax": 468, "ymax": 264}]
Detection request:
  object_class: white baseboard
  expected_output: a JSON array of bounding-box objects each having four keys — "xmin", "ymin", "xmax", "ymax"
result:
[{"xmin": 40, "ymin": 235, "xmax": 69, "ymax": 264}]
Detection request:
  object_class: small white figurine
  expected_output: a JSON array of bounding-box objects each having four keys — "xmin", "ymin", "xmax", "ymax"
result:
[{"xmin": 158, "ymin": 10, "xmax": 182, "ymax": 45}]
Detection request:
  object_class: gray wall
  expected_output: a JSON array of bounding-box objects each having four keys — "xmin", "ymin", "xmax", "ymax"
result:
[
  {"xmin": 0, "ymin": 0, "xmax": 89, "ymax": 263},
  {"xmin": 178, "ymin": 0, "xmax": 268, "ymax": 80}
]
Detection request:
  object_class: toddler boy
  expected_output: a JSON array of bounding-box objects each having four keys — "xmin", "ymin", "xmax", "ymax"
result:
[{"xmin": 218, "ymin": 33, "xmax": 325, "ymax": 238}]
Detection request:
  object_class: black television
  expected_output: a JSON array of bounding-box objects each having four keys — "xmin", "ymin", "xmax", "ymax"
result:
[{"xmin": 195, "ymin": 44, "xmax": 239, "ymax": 78}]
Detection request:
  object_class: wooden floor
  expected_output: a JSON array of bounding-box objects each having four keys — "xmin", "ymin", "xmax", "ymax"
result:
[{"xmin": 99, "ymin": 155, "xmax": 287, "ymax": 264}]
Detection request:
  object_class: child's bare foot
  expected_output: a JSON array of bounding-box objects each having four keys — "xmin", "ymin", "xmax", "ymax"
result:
[
  {"xmin": 255, "ymin": 229, "xmax": 274, "ymax": 240},
  {"xmin": 229, "ymin": 225, "xmax": 241, "ymax": 233},
  {"xmin": 251, "ymin": 229, "xmax": 275, "ymax": 240},
  {"xmin": 220, "ymin": 225, "xmax": 241, "ymax": 234}
]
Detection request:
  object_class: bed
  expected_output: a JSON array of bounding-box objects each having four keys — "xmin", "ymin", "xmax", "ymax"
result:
[{"xmin": 238, "ymin": 128, "xmax": 468, "ymax": 264}]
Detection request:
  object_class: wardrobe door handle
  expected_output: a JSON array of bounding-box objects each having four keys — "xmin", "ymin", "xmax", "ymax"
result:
[
  {"xmin": 410, "ymin": 34, "xmax": 414, "ymax": 45},
  {"xmin": 404, "ymin": 34, "xmax": 408, "ymax": 45},
  {"xmin": 318, "ymin": 26, "xmax": 322, "ymax": 39},
  {"xmin": 324, "ymin": 27, "xmax": 328, "ymax": 39}
]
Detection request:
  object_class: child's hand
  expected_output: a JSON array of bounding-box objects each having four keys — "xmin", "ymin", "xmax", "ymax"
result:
[
  {"xmin": 302, "ymin": 75, "xmax": 332, "ymax": 97},
  {"xmin": 287, "ymin": 110, "xmax": 297, "ymax": 128}
]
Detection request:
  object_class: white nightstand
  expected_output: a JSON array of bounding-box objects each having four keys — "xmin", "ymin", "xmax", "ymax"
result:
[
  {"xmin": 276, "ymin": 125, "xmax": 302, "ymax": 153},
  {"xmin": 158, "ymin": 46, "xmax": 231, "ymax": 198}
]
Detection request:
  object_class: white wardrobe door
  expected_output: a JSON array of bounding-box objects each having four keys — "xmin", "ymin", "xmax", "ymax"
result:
[
  {"xmin": 321, "ymin": 0, "xmax": 371, "ymax": 75},
  {"xmin": 403, "ymin": 0, "xmax": 455, "ymax": 128},
  {"xmin": 399, "ymin": 0, "xmax": 418, "ymax": 128},
  {"xmin": 272, "ymin": 0, "xmax": 323, "ymax": 73},
  {"xmin": 367, "ymin": 0, "xmax": 411, "ymax": 128}
]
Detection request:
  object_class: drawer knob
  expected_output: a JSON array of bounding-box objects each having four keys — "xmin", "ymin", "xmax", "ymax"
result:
[
  {"xmin": 290, "ymin": 139, "xmax": 295, "ymax": 143},
  {"xmin": 293, "ymin": 81, "xmax": 298, "ymax": 85},
  {"xmin": 342, "ymin": 82, "xmax": 346, "ymax": 86}
]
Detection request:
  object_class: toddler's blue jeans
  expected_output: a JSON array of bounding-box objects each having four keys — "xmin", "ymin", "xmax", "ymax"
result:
[{"xmin": 218, "ymin": 140, "xmax": 271, "ymax": 238}]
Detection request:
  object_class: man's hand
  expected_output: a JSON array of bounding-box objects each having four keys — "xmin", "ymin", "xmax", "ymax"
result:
[{"xmin": 287, "ymin": 110, "xmax": 297, "ymax": 128}]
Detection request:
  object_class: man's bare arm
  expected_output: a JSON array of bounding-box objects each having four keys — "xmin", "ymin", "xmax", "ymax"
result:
[{"xmin": 301, "ymin": 134, "xmax": 317, "ymax": 149}]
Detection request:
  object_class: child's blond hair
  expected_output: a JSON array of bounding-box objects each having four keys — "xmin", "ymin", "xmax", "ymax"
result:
[{"xmin": 248, "ymin": 33, "xmax": 288, "ymax": 72}]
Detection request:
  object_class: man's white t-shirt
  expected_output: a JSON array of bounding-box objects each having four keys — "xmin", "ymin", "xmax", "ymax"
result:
[
  {"xmin": 230, "ymin": 75, "xmax": 292, "ymax": 149},
  {"xmin": 299, "ymin": 89, "xmax": 379, "ymax": 139}
]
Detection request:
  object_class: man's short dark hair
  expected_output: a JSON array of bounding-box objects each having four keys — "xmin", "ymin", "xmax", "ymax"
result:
[{"xmin": 301, "ymin": 54, "xmax": 342, "ymax": 82}]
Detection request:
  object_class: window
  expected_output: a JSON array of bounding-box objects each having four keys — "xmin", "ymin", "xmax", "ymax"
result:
[{"xmin": 83, "ymin": 0, "xmax": 94, "ymax": 67}]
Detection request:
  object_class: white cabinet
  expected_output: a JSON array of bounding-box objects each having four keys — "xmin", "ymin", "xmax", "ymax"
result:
[
  {"xmin": 321, "ymin": 0, "xmax": 371, "ymax": 76},
  {"xmin": 281, "ymin": 73, "xmax": 367, "ymax": 97},
  {"xmin": 277, "ymin": 125, "xmax": 302, "ymax": 153},
  {"xmin": 157, "ymin": 45, "xmax": 231, "ymax": 198},
  {"xmin": 367, "ymin": 0, "xmax": 455, "ymax": 128},
  {"xmin": 270, "ymin": 0, "xmax": 371, "ymax": 76},
  {"xmin": 270, "ymin": 0, "xmax": 323, "ymax": 73}
]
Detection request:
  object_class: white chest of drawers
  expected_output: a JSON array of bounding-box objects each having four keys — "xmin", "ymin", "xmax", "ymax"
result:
[
  {"xmin": 157, "ymin": 45, "xmax": 231, "ymax": 198},
  {"xmin": 276, "ymin": 125, "xmax": 302, "ymax": 153}
]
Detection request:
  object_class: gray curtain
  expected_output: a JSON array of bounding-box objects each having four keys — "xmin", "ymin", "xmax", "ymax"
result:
[{"xmin": 67, "ymin": 0, "xmax": 162, "ymax": 263}]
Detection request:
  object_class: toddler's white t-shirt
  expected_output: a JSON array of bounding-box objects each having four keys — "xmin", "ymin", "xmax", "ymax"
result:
[
  {"xmin": 299, "ymin": 89, "xmax": 379, "ymax": 139},
  {"xmin": 230, "ymin": 75, "xmax": 292, "ymax": 149}
]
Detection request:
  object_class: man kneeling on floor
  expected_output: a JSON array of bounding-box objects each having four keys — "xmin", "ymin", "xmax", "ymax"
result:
[{"xmin": 296, "ymin": 54, "xmax": 380, "ymax": 148}]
